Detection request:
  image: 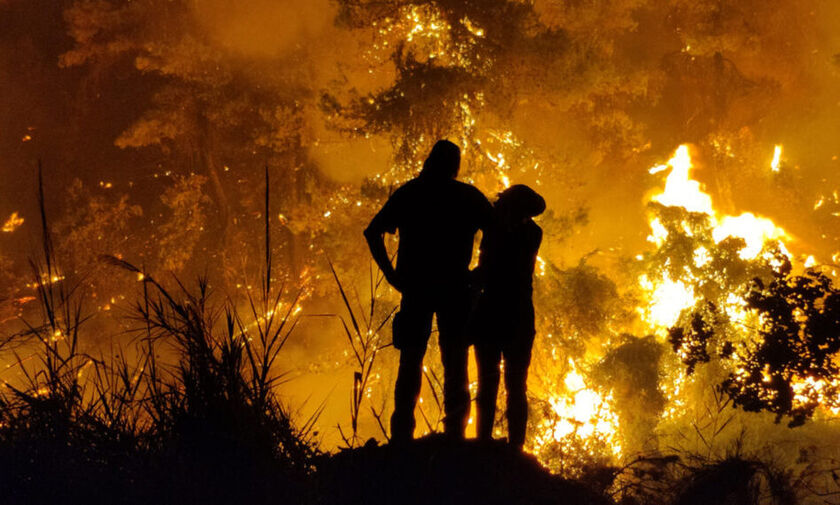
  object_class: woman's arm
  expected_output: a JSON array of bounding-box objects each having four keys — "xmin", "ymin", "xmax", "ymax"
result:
[{"xmin": 525, "ymin": 223, "xmax": 543, "ymax": 276}]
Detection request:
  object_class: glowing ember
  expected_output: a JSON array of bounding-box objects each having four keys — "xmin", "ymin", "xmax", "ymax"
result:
[
  {"xmin": 771, "ymin": 145, "xmax": 782, "ymax": 172},
  {"xmin": 26, "ymin": 273, "xmax": 65, "ymax": 289},
  {"xmin": 536, "ymin": 256, "xmax": 546, "ymax": 277},
  {"xmin": 2, "ymin": 212, "xmax": 24, "ymax": 233}
]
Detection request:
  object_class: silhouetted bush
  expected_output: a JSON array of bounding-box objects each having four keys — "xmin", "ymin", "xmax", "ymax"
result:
[{"xmin": 0, "ymin": 171, "xmax": 318, "ymax": 505}]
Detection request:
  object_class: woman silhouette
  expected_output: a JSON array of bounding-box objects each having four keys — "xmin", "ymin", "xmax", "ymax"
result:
[{"xmin": 471, "ymin": 184, "xmax": 544, "ymax": 449}]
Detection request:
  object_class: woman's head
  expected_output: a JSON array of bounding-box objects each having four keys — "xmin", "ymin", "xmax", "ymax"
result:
[
  {"xmin": 495, "ymin": 184, "xmax": 546, "ymax": 223},
  {"xmin": 420, "ymin": 140, "xmax": 461, "ymax": 179}
]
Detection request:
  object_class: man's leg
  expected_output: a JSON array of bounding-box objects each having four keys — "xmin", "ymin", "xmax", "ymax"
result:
[
  {"xmin": 475, "ymin": 341, "xmax": 501, "ymax": 441},
  {"xmin": 390, "ymin": 346, "xmax": 426, "ymax": 443},
  {"xmin": 390, "ymin": 295, "xmax": 433, "ymax": 443},
  {"xmin": 437, "ymin": 289, "xmax": 470, "ymax": 440}
]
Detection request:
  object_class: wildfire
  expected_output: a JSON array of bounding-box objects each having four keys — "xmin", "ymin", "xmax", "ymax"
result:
[
  {"xmin": 639, "ymin": 145, "xmax": 840, "ymax": 436},
  {"xmin": 641, "ymin": 144, "xmax": 791, "ymax": 330},
  {"xmin": 526, "ymin": 144, "xmax": 805, "ymax": 469}
]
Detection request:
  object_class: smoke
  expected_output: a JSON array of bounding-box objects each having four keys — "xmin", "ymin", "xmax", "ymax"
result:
[{"xmin": 194, "ymin": 0, "xmax": 335, "ymax": 57}]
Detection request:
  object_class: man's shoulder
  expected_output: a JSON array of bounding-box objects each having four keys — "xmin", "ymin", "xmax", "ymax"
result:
[
  {"xmin": 393, "ymin": 177, "xmax": 490, "ymax": 210},
  {"xmin": 384, "ymin": 179, "xmax": 419, "ymax": 202},
  {"xmin": 450, "ymin": 179, "xmax": 481, "ymax": 193},
  {"xmin": 451, "ymin": 180, "xmax": 490, "ymax": 203},
  {"xmin": 397, "ymin": 177, "xmax": 434, "ymax": 193}
]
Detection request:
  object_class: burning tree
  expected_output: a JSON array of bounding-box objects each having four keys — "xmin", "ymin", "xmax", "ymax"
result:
[
  {"xmin": 636, "ymin": 145, "xmax": 840, "ymax": 473},
  {"xmin": 671, "ymin": 260, "xmax": 840, "ymax": 428},
  {"xmin": 638, "ymin": 145, "xmax": 840, "ymax": 428},
  {"xmin": 60, "ymin": 0, "xmax": 333, "ymax": 283}
]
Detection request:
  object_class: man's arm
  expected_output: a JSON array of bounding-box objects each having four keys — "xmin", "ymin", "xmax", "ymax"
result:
[
  {"xmin": 364, "ymin": 225, "xmax": 402, "ymax": 291},
  {"xmin": 476, "ymin": 189, "xmax": 494, "ymax": 232},
  {"xmin": 469, "ymin": 188, "xmax": 495, "ymax": 286},
  {"xmin": 525, "ymin": 223, "xmax": 543, "ymax": 276},
  {"xmin": 471, "ymin": 230, "xmax": 490, "ymax": 287},
  {"xmin": 363, "ymin": 194, "xmax": 403, "ymax": 291}
]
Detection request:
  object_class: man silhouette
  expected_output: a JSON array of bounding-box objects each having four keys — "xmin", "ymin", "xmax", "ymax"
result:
[{"xmin": 364, "ymin": 140, "xmax": 492, "ymax": 443}]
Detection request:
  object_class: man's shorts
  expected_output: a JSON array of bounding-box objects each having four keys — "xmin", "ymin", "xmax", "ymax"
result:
[{"xmin": 392, "ymin": 288, "xmax": 469, "ymax": 351}]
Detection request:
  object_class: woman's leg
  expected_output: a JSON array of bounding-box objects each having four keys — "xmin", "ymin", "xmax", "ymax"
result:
[
  {"xmin": 475, "ymin": 342, "xmax": 502, "ymax": 441},
  {"xmin": 504, "ymin": 336, "xmax": 534, "ymax": 449},
  {"xmin": 437, "ymin": 288, "xmax": 471, "ymax": 439}
]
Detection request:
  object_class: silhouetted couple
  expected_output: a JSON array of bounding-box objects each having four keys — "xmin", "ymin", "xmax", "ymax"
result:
[{"xmin": 364, "ymin": 140, "xmax": 545, "ymax": 449}]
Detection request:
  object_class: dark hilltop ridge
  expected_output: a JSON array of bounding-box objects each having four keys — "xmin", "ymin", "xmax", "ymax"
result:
[{"xmin": 315, "ymin": 435, "xmax": 613, "ymax": 505}]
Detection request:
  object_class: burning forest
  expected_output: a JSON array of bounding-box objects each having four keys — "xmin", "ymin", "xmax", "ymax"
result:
[{"xmin": 2, "ymin": 0, "xmax": 840, "ymax": 504}]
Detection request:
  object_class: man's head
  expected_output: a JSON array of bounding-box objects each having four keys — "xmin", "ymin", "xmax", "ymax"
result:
[{"xmin": 420, "ymin": 140, "xmax": 461, "ymax": 179}]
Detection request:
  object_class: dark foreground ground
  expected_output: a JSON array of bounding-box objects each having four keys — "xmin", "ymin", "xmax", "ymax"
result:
[
  {"xmin": 316, "ymin": 435, "xmax": 612, "ymax": 505},
  {"xmin": 1, "ymin": 432, "xmax": 610, "ymax": 505},
  {"xmin": 4, "ymin": 431, "xmax": 793, "ymax": 505}
]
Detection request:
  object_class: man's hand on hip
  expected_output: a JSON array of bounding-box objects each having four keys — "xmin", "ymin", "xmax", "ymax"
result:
[{"xmin": 385, "ymin": 269, "xmax": 404, "ymax": 293}]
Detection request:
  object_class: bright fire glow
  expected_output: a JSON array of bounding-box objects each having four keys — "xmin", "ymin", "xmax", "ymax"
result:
[
  {"xmin": 639, "ymin": 274, "xmax": 695, "ymax": 329},
  {"xmin": 713, "ymin": 213, "xmax": 788, "ymax": 259},
  {"xmin": 530, "ymin": 365, "xmax": 621, "ymax": 458},
  {"xmin": 649, "ymin": 145, "xmax": 712, "ymax": 214}
]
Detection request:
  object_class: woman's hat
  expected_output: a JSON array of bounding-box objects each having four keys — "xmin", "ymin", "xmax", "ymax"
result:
[{"xmin": 496, "ymin": 184, "xmax": 546, "ymax": 218}]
